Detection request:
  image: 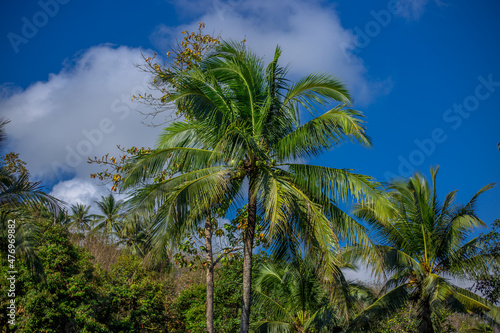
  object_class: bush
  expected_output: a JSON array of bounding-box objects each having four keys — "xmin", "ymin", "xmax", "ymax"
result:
[{"xmin": 0, "ymin": 219, "xmax": 177, "ymax": 332}]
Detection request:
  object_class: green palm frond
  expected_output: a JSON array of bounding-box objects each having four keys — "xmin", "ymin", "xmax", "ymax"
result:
[
  {"xmin": 275, "ymin": 105, "xmax": 370, "ymax": 160},
  {"xmin": 0, "ymin": 169, "xmax": 61, "ymax": 212},
  {"xmin": 0, "ymin": 117, "xmax": 9, "ymax": 147},
  {"xmin": 451, "ymin": 286, "xmax": 500, "ymax": 324},
  {"xmin": 347, "ymin": 284, "xmax": 410, "ymax": 332},
  {"xmin": 350, "ymin": 167, "xmax": 497, "ymax": 330}
]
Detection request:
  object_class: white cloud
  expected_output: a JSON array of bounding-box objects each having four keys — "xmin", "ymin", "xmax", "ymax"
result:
[
  {"xmin": 395, "ymin": 0, "xmax": 444, "ymax": 20},
  {"xmin": 396, "ymin": 0, "xmax": 429, "ymax": 20},
  {"xmin": 1, "ymin": 45, "xmax": 164, "ymax": 182},
  {"xmin": 50, "ymin": 178, "xmax": 108, "ymax": 211},
  {"xmin": 152, "ymin": 0, "xmax": 391, "ymax": 104},
  {"xmin": 342, "ymin": 265, "xmax": 378, "ymax": 284}
]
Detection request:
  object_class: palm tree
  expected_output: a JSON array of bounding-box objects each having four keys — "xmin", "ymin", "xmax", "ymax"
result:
[
  {"xmin": 253, "ymin": 249, "xmax": 375, "ymax": 332},
  {"xmin": 92, "ymin": 194, "xmax": 125, "ymax": 241},
  {"xmin": 348, "ymin": 167, "xmax": 500, "ymax": 332},
  {"xmin": 0, "ymin": 118, "xmax": 62, "ymax": 269},
  {"xmin": 0, "ymin": 117, "xmax": 9, "ymax": 146},
  {"xmin": 113, "ymin": 210, "xmax": 154, "ymax": 258},
  {"xmin": 0, "ymin": 168, "xmax": 60, "ymax": 212},
  {"xmin": 123, "ymin": 41, "xmax": 387, "ymax": 333},
  {"xmin": 68, "ymin": 203, "xmax": 94, "ymax": 232},
  {"xmin": 54, "ymin": 208, "xmax": 71, "ymax": 226}
]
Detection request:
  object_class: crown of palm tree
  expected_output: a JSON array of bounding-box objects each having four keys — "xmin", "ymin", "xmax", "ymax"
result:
[
  {"xmin": 124, "ymin": 41, "xmax": 386, "ymax": 252},
  {"xmin": 68, "ymin": 203, "xmax": 94, "ymax": 232},
  {"xmin": 348, "ymin": 167, "xmax": 499, "ymax": 332},
  {"xmin": 92, "ymin": 194, "xmax": 125, "ymax": 235}
]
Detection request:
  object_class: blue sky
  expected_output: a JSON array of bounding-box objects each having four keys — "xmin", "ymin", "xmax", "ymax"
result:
[{"xmin": 1, "ymin": 0, "xmax": 499, "ymax": 228}]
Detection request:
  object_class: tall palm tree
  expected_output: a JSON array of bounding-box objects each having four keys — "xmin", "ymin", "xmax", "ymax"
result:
[
  {"xmin": 92, "ymin": 194, "xmax": 125, "ymax": 240},
  {"xmin": 123, "ymin": 41, "xmax": 388, "ymax": 333},
  {"xmin": 348, "ymin": 167, "xmax": 499, "ymax": 332}
]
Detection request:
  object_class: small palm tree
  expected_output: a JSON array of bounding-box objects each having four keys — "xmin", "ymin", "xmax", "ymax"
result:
[
  {"xmin": 113, "ymin": 211, "xmax": 153, "ymax": 258},
  {"xmin": 54, "ymin": 208, "xmax": 71, "ymax": 226},
  {"xmin": 253, "ymin": 248, "xmax": 376, "ymax": 332},
  {"xmin": 68, "ymin": 203, "xmax": 94, "ymax": 232},
  {"xmin": 348, "ymin": 167, "xmax": 500, "ymax": 332},
  {"xmin": 92, "ymin": 194, "xmax": 125, "ymax": 241}
]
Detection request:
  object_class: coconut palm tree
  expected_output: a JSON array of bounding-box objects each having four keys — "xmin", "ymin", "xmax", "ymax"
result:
[
  {"xmin": 347, "ymin": 167, "xmax": 500, "ymax": 332},
  {"xmin": 0, "ymin": 117, "xmax": 8, "ymax": 146},
  {"xmin": 0, "ymin": 118, "xmax": 61, "ymax": 269},
  {"xmin": 68, "ymin": 203, "xmax": 94, "ymax": 232},
  {"xmin": 92, "ymin": 194, "xmax": 125, "ymax": 241},
  {"xmin": 122, "ymin": 41, "xmax": 388, "ymax": 333},
  {"xmin": 66, "ymin": 203, "xmax": 94, "ymax": 246},
  {"xmin": 253, "ymin": 248, "xmax": 376, "ymax": 333},
  {"xmin": 113, "ymin": 210, "xmax": 155, "ymax": 258}
]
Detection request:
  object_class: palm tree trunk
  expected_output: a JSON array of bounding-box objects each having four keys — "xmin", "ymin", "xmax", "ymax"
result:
[
  {"xmin": 240, "ymin": 179, "xmax": 257, "ymax": 333},
  {"xmin": 205, "ymin": 215, "xmax": 214, "ymax": 333},
  {"xmin": 421, "ymin": 299, "xmax": 435, "ymax": 333}
]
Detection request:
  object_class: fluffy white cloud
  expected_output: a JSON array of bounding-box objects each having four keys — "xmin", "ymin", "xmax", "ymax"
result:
[
  {"xmin": 50, "ymin": 177, "xmax": 129, "ymax": 214},
  {"xmin": 50, "ymin": 178, "xmax": 107, "ymax": 210},
  {"xmin": 1, "ymin": 45, "xmax": 164, "ymax": 182},
  {"xmin": 152, "ymin": 0, "xmax": 392, "ymax": 104},
  {"xmin": 342, "ymin": 265, "xmax": 379, "ymax": 284},
  {"xmin": 0, "ymin": 0, "xmax": 399, "ymax": 187}
]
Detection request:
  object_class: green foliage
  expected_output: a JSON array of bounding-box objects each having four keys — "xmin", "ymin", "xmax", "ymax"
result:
[
  {"xmin": 1, "ymin": 219, "xmax": 109, "ymax": 332},
  {"xmin": 370, "ymin": 306, "xmax": 418, "ymax": 333},
  {"xmin": 103, "ymin": 255, "xmax": 173, "ymax": 332},
  {"xmin": 253, "ymin": 257, "xmax": 341, "ymax": 332},
  {"xmin": 0, "ymin": 151, "xmax": 61, "ymax": 272},
  {"xmin": 171, "ymin": 256, "xmax": 269, "ymax": 332},
  {"xmin": 174, "ymin": 284, "xmax": 207, "ymax": 332},
  {"xmin": 0, "ymin": 216, "xmax": 176, "ymax": 332},
  {"xmin": 473, "ymin": 219, "xmax": 500, "ymax": 304},
  {"xmin": 348, "ymin": 167, "xmax": 499, "ymax": 332},
  {"xmin": 121, "ymin": 41, "xmax": 389, "ymax": 333}
]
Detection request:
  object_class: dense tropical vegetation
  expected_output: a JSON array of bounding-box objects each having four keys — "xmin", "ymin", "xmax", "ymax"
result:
[{"xmin": 1, "ymin": 29, "xmax": 499, "ymax": 333}]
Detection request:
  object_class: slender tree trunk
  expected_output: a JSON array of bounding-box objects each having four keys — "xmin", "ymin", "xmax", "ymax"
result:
[
  {"xmin": 421, "ymin": 299, "xmax": 435, "ymax": 333},
  {"xmin": 205, "ymin": 215, "xmax": 214, "ymax": 333},
  {"xmin": 240, "ymin": 179, "xmax": 257, "ymax": 333}
]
